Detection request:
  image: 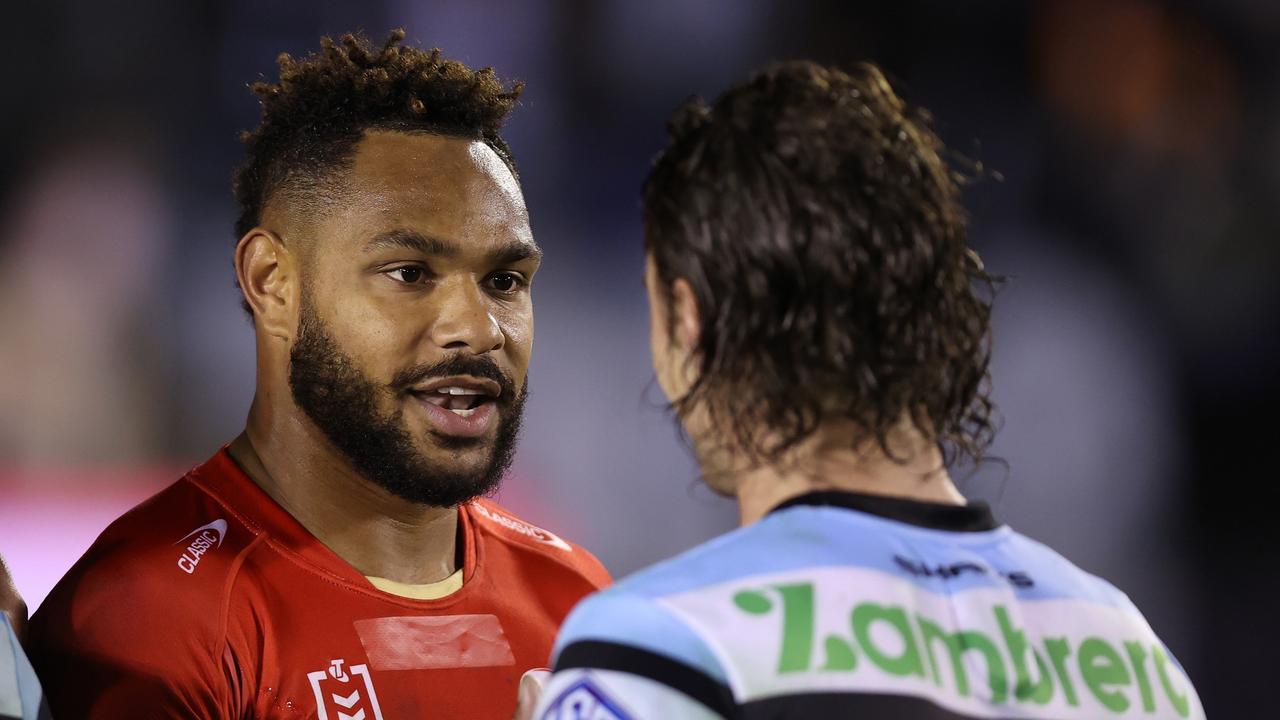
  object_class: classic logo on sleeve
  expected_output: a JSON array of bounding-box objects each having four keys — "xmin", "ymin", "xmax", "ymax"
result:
[
  {"xmin": 539, "ymin": 676, "xmax": 632, "ymax": 720},
  {"xmin": 173, "ymin": 519, "xmax": 227, "ymax": 574},
  {"xmin": 471, "ymin": 503, "xmax": 572, "ymax": 551},
  {"xmin": 307, "ymin": 659, "xmax": 385, "ymax": 720}
]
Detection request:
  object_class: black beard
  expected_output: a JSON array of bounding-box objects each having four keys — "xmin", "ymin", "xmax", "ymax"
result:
[{"xmin": 288, "ymin": 299, "xmax": 524, "ymax": 507}]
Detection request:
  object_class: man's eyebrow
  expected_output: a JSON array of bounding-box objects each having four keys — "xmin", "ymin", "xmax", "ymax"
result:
[
  {"xmin": 364, "ymin": 228, "xmax": 541, "ymax": 266},
  {"xmin": 363, "ymin": 229, "xmax": 457, "ymax": 256},
  {"xmin": 487, "ymin": 241, "xmax": 543, "ymax": 267}
]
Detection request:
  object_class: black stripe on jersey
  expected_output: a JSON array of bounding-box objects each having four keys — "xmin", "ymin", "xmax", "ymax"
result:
[
  {"xmin": 742, "ymin": 691, "xmax": 1001, "ymax": 719},
  {"xmin": 770, "ymin": 490, "xmax": 999, "ymax": 532},
  {"xmin": 555, "ymin": 640, "xmax": 738, "ymax": 718}
]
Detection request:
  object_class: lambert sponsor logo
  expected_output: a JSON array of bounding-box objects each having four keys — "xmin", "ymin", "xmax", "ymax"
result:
[
  {"xmin": 174, "ymin": 519, "xmax": 227, "ymax": 574},
  {"xmin": 730, "ymin": 581, "xmax": 1195, "ymax": 718}
]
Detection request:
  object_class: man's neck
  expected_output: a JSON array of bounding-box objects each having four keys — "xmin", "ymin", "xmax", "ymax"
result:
[
  {"xmin": 726, "ymin": 430, "xmax": 966, "ymax": 526},
  {"xmin": 229, "ymin": 396, "xmax": 460, "ymax": 585}
]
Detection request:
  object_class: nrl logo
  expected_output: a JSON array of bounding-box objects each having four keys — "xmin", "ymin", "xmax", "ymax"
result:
[{"xmin": 307, "ymin": 659, "xmax": 385, "ymax": 720}]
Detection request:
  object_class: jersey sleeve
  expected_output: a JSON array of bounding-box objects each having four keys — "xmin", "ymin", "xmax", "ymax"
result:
[
  {"xmin": 534, "ymin": 590, "xmax": 737, "ymax": 719},
  {"xmin": 27, "ymin": 538, "xmax": 242, "ymax": 718},
  {"xmin": 28, "ymin": 571, "xmax": 234, "ymax": 719}
]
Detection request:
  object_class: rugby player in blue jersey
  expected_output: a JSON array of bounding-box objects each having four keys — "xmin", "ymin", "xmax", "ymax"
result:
[
  {"xmin": 1, "ymin": 556, "xmax": 46, "ymax": 720},
  {"xmin": 530, "ymin": 61, "xmax": 1204, "ymax": 719}
]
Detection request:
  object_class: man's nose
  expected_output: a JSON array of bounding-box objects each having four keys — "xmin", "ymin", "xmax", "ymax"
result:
[{"xmin": 428, "ymin": 277, "xmax": 504, "ymax": 354}]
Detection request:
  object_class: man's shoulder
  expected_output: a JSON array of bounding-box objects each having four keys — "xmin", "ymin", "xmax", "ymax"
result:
[
  {"xmin": 543, "ymin": 545, "xmax": 739, "ymax": 720},
  {"xmin": 554, "ymin": 582, "xmax": 725, "ymax": 674},
  {"xmin": 465, "ymin": 499, "xmax": 610, "ymax": 588},
  {"xmin": 617, "ymin": 505, "xmax": 1142, "ymax": 613},
  {"xmin": 545, "ymin": 584, "xmax": 737, "ymax": 720},
  {"xmin": 24, "ymin": 466, "xmax": 257, "ymax": 718},
  {"xmin": 996, "ymin": 526, "xmax": 1142, "ymax": 607},
  {"xmin": 59, "ymin": 471, "xmax": 259, "ymax": 589},
  {"xmin": 29, "ymin": 473, "xmax": 262, "ymax": 655},
  {"xmin": 599, "ymin": 518, "xmax": 781, "ymax": 603},
  {"xmin": 547, "ymin": 529, "xmax": 763, "ymax": 689}
]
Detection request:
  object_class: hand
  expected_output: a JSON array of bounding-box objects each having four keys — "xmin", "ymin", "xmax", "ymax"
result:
[
  {"xmin": 0, "ymin": 553, "xmax": 27, "ymax": 643},
  {"xmin": 512, "ymin": 668, "xmax": 550, "ymax": 720}
]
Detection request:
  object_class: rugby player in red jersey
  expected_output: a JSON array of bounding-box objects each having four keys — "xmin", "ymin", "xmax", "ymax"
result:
[{"xmin": 28, "ymin": 30, "xmax": 608, "ymax": 719}]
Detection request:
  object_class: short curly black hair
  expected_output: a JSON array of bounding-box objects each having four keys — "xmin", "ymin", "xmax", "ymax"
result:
[
  {"xmin": 233, "ymin": 29, "xmax": 523, "ymax": 242},
  {"xmin": 644, "ymin": 60, "xmax": 996, "ymax": 469}
]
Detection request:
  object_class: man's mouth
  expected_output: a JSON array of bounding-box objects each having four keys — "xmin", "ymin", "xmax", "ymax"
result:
[
  {"xmin": 407, "ymin": 376, "xmax": 504, "ymax": 437},
  {"xmin": 416, "ymin": 386, "xmax": 492, "ymax": 417}
]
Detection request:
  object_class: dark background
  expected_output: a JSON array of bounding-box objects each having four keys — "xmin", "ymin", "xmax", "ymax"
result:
[{"xmin": 0, "ymin": 1, "xmax": 1275, "ymax": 715}]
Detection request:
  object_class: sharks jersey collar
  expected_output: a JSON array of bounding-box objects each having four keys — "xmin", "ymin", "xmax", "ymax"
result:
[{"xmin": 769, "ymin": 490, "xmax": 999, "ymax": 532}]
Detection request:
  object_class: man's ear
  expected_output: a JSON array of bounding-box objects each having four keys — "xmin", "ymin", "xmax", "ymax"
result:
[
  {"xmin": 669, "ymin": 278, "xmax": 702, "ymax": 351},
  {"xmin": 235, "ymin": 228, "xmax": 297, "ymax": 340}
]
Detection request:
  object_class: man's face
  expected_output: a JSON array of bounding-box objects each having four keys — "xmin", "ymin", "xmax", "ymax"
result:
[{"xmin": 287, "ymin": 131, "xmax": 539, "ymax": 506}]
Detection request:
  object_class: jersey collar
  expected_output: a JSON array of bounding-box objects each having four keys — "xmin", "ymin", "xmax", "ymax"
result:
[
  {"xmin": 189, "ymin": 447, "xmax": 479, "ymax": 591},
  {"xmin": 769, "ymin": 490, "xmax": 999, "ymax": 532}
]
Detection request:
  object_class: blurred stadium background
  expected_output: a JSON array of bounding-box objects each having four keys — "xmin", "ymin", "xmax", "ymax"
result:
[{"xmin": 0, "ymin": 0, "xmax": 1275, "ymax": 715}]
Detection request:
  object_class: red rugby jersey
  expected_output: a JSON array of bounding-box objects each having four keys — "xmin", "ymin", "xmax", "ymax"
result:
[{"xmin": 27, "ymin": 448, "xmax": 609, "ymax": 719}]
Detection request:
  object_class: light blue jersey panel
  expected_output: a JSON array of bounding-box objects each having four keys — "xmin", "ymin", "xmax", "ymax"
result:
[
  {"xmin": 599, "ymin": 506, "xmax": 1130, "ymax": 604},
  {"xmin": 546, "ymin": 496, "xmax": 1204, "ymax": 720},
  {"xmin": 555, "ymin": 585, "xmax": 730, "ymax": 684},
  {"xmin": 0, "ymin": 617, "xmax": 47, "ymax": 720}
]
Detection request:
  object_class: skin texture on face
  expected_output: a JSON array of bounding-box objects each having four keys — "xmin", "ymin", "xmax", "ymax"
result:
[{"xmin": 279, "ymin": 131, "xmax": 539, "ymax": 506}]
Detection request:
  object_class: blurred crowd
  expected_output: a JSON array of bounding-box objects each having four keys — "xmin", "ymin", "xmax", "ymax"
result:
[{"xmin": 0, "ymin": 1, "xmax": 1275, "ymax": 716}]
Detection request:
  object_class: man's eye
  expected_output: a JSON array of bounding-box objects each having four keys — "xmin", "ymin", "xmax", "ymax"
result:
[
  {"xmin": 388, "ymin": 267, "xmax": 425, "ymax": 284},
  {"xmin": 488, "ymin": 272, "xmax": 522, "ymax": 293}
]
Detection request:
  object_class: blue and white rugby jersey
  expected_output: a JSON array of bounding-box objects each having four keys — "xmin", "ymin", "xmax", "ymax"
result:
[
  {"xmin": 535, "ymin": 492, "xmax": 1203, "ymax": 720},
  {"xmin": 1, "ymin": 617, "xmax": 48, "ymax": 720}
]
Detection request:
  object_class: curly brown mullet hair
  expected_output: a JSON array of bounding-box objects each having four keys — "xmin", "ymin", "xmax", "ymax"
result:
[
  {"xmin": 233, "ymin": 28, "xmax": 523, "ymax": 242},
  {"xmin": 644, "ymin": 60, "xmax": 997, "ymax": 469}
]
